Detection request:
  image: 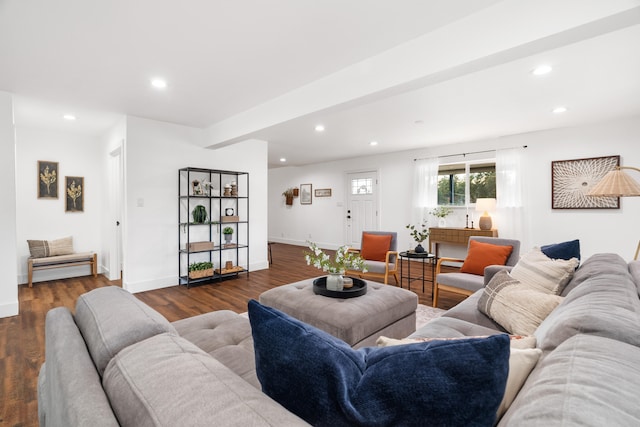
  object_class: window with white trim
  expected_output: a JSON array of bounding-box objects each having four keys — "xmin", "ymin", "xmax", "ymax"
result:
[{"xmin": 437, "ymin": 161, "xmax": 496, "ymax": 205}]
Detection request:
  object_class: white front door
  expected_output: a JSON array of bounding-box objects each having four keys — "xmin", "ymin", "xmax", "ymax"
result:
[{"xmin": 345, "ymin": 171, "xmax": 379, "ymax": 248}]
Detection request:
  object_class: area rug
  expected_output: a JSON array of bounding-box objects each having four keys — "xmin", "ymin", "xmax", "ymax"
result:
[{"xmin": 415, "ymin": 304, "xmax": 446, "ymax": 329}]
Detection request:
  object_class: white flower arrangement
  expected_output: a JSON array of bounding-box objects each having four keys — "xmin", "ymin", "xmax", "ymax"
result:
[{"xmin": 304, "ymin": 241, "xmax": 367, "ymax": 274}]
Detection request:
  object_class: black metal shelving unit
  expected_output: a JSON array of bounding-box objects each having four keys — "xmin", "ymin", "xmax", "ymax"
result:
[{"xmin": 178, "ymin": 167, "xmax": 249, "ymax": 287}]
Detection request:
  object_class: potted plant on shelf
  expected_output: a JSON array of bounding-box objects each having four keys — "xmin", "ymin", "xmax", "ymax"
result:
[
  {"xmin": 429, "ymin": 206, "xmax": 453, "ymax": 227},
  {"xmin": 406, "ymin": 224, "xmax": 429, "ymax": 253},
  {"xmin": 304, "ymin": 241, "xmax": 367, "ymax": 291},
  {"xmin": 282, "ymin": 188, "xmax": 295, "ymax": 205},
  {"xmin": 192, "ymin": 205, "xmax": 207, "ymax": 224},
  {"xmin": 223, "ymin": 226, "xmax": 234, "ymax": 243},
  {"xmin": 188, "ymin": 261, "xmax": 213, "ymax": 279}
]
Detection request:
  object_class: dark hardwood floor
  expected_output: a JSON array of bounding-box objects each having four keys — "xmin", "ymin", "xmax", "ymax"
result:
[{"xmin": 0, "ymin": 243, "xmax": 464, "ymax": 427}]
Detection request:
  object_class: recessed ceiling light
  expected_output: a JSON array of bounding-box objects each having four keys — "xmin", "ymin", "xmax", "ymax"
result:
[
  {"xmin": 369, "ymin": 141, "xmax": 379, "ymax": 146},
  {"xmin": 552, "ymin": 106, "xmax": 567, "ymax": 114},
  {"xmin": 63, "ymin": 114, "xmax": 76, "ymax": 121},
  {"xmin": 151, "ymin": 78, "xmax": 167, "ymax": 89},
  {"xmin": 532, "ymin": 65, "xmax": 553, "ymax": 76},
  {"xmin": 314, "ymin": 125, "xmax": 325, "ymax": 132},
  {"xmin": 280, "ymin": 157, "xmax": 287, "ymax": 162}
]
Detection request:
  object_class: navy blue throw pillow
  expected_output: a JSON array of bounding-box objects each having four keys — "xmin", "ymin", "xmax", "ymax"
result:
[
  {"xmin": 248, "ymin": 300, "xmax": 509, "ymax": 427},
  {"xmin": 541, "ymin": 239, "xmax": 581, "ymax": 261}
]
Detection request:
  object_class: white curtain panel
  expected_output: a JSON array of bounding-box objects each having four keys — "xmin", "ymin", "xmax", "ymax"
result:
[
  {"xmin": 495, "ymin": 147, "xmax": 528, "ymax": 246},
  {"xmin": 412, "ymin": 157, "xmax": 439, "ymax": 226}
]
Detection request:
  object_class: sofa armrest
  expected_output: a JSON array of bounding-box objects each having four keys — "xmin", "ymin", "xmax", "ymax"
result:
[{"xmin": 484, "ymin": 265, "xmax": 514, "ymax": 286}]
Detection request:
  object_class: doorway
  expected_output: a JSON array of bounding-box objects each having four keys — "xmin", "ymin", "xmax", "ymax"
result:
[
  {"xmin": 345, "ymin": 170, "xmax": 379, "ymax": 248},
  {"xmin": 108, "ymin": 146, "xmax": 124, "ymax": 281}
]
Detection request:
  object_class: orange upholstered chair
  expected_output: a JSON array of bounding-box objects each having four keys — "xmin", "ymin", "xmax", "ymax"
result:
[
  {"xmin": 433, "ymin": 236, "xmax": 520, "ymax": 308},
  {"xmin": 345, "ymin": 231, "xmax": 399, "ymax": 285}
]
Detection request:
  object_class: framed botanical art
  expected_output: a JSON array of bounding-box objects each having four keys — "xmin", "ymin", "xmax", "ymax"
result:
[
  {"xmin": 300, "ymin": 183, "xmax": 312, "ymax": 205},
  {"xmin": 551, "ymin": 155, "xmax": 620, "ymax": 209},
  {"xmin": 38, "ymin": 160, "xmax": 58, "ymax": 198},
  {"xmin": 65, "ymin": 176, "xmax": 84, "ymax": 212},
  {"xmin": 315, "ymin": 188, "xmax": 331, "ymax": 197}
]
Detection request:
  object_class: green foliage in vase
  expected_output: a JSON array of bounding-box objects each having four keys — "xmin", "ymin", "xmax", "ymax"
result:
[
  {"xmin": 406, "ymin": 224, "xmax": 429, "ymax": 243},
  {"xmin": 222, "ymin": 226, "xmax": 234, "ymax": 235},
  {"xmin": 429, "ymin": 206, "xmax": 453, "ymax": 218},
  {"xmin": 304, "ymin": 241, "xmax": 367, "ymax": 274}
]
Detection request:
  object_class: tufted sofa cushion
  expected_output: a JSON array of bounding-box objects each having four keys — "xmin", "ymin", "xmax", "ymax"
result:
[{"xmin": 172, "ymin": 310, "xmax": 259, "ymax": 388}]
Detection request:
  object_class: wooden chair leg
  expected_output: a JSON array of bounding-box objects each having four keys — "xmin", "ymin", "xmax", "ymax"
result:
[
  {"xmin": 433, "ymin": 283, "xmax": 439, "ymax": 308},
  {"xmin": 28, "ymin": 259, "xmax": 34, "ymax": 288},
  {"xmin": 92, "ymin": 253, "xmax": 98, "ymax": 277}
]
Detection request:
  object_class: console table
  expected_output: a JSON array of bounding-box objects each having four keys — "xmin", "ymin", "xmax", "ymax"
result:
[{"xmin": 429, "ymin": 227, "xmax": 498, "ymax": 260}]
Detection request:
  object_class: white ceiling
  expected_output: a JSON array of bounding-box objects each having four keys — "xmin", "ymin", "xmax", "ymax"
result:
[{"xmin": 2, "ymin": 1, "xmax": 639, "ymax": 166}]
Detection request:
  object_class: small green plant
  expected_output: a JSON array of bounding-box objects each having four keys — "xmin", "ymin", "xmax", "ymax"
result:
[
  {"xmin": 429, "ymin": 206, "xmax": 453, "ymax": 218},
  {"xmin": 406, "ymin": 224, "xmax": 429, "ymax": 243},
  {"xmin": 282, "ymin": 188, "xmax": 295, "ymax": 197},
  {"xmin": 192, "ymin": 205, "xmax": 207, "ymax": 223},
  {"xmin": 189, "ymin": 261, "xmax": 213, "ymax": 271},
  {"xmin": 222, "ymin": 226, "xmax": 234, "ymax": 235}
]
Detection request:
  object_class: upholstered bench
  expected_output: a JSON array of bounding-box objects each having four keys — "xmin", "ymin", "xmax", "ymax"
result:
[
  {"xmin": 27, "ymin": 252, "xmax": 97, "ymax": 287},
  {"xmin": 259, "ymin": 278, "xmax": 418, "ymax": 348}
]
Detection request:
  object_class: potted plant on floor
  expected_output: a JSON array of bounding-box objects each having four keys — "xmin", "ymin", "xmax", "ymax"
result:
[
  {"xmin": 406, "ymin": 224, "xmax": 429, "ymax": 253},
  {"xmin": 223, "ymin": 226, "xmax": 234, "ymax": 244}
]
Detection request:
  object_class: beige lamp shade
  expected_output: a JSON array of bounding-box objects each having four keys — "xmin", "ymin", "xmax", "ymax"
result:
[
  {"xmin": 475, "ymin": 198, "xmax": 496, "ymax": 230},
  {"xmin": 587, "ymin": 167, "xmax": 640, "ymax": 197}
]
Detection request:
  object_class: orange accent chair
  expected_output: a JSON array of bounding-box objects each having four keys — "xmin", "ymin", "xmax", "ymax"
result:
[{"xmin": 346, "ymin": 231, "xmax": 399, "ymax": 285}]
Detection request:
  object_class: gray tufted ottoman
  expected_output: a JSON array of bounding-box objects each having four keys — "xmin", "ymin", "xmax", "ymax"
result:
[{"xmin": 259, "ymin": 278, "xmax": 418, "ymax": 348}]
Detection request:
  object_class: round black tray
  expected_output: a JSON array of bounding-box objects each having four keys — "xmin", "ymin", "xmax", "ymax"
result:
[{"xmin": 312, "ymin": 276, "xmax": 367, "ymax": 299}]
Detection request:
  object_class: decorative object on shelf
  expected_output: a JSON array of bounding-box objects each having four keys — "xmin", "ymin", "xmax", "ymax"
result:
[
  {"xmin": 188, "ymin": 261, "xmax": 213, "ymax": 279},
  {"xmin": 476, "ymin": 198, "xmax": 496, "ymax": 230},
  {"xmin": 587, "ymin": 163, "xmax": 640, "ymax": 261},
  {"xmin": 192, "ymin": 205, "xmax": 207, "ymax": 223},
  {"xmin": 65, "ymin": 176, "xmax": 84, "ymax": 212},
  {"xmin": 188, "ymin": 241, "xmax": 214, "ymax": 252},
  {"xmin": 223, "ymin": 184, "xmax": 232, "ymax": 197},
  {"xmin": 406, "ymin": 223, "xmax": 429, "ymax": 253},
  {"xmin": 300, "ymin": 183, "xmax": 312, "ymax": 205},
  {"xmin": 38, "ymin": 160, "xmax": 58, "ymax": 199},
  {"xmin": 191, "ymin": 179, "xmax": 203, "ymax": 195},
  {"xmin": 292, "ymin": 187, "xmax": 299, "ymax": 197},
  {"xmin": 225, "ymin": 207, "xmax": 235, "ymax": 216},
  {"xmin": 429, "ymin": 206, "xmax": 453, "ymax": 227},
  {"xmin": 304, "ymin": 241, "xmax": 367, "ymax": 291},
  {"xmin": 223, "ymin": 226, "xmax": 234, "ymax": 243},
  {"xmin": 230, "ymin": 181, "xmax": 238, "ymax": 196},
  {"xmin": 315, "ymin": 188, "xmax": 332, "ymax": 197},
  {"xmin": 282, "ymin": 188, "xmax": 295, "ymax": 205},
  {"xmin": 552, "ymin": 155, "xmax": 620, "ymax": 209}
]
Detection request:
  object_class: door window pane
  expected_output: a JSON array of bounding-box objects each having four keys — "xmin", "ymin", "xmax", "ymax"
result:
[{"xmin": 351, "ymin": 178, "xmax": 373, "ymax": 195}]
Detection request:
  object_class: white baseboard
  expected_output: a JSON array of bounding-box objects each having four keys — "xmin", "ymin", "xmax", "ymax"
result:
[{"xmin": 0, "ymin": 300, "xmax": 19, "ymax": 318}]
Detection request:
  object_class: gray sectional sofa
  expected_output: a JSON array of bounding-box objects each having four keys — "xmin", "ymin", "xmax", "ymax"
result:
[{"xmin": 39, "ymin": 253, "xmax": 640, "ymax": 426}]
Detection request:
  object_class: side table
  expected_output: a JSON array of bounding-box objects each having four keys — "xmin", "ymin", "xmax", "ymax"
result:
[{"xmin": 399, "ymin": 251, "xmax": 436, "ymax": 301}]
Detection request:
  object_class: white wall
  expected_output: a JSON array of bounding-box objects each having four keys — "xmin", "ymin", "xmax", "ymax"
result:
[
  {"xmin": 0, "ymin": 92, "xmax": 18, "ymax": 318},
  {"xmin": 124, "ymin": 117, "xmax": 268, "ymax": 293},
  {"xmin": 14, "ymin": 127, "xmax": 105, "ymax": 284},
  {"xmin": 269, "ymin": 116, "xmax": 640, "ymax": 262}
]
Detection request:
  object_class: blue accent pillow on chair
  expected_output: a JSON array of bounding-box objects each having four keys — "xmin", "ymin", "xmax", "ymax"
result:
[
  {"xmin": 541, "ymin": 239, "xmax": 581, "ymax": 261},
  {"xmin": 248, "ymin": 300, "xmax": 509, "ymax": 427}
]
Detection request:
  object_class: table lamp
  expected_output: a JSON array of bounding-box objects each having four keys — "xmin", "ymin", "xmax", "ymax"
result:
[
  {"xmin": 475, "ymin": 198, "xmax": 496, "ymax": 230},
  {"xmin": 588, "ymin": 166, "xmax": 640, "ymax": 260}
]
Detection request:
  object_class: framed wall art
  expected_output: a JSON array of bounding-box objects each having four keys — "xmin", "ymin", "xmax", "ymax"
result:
[
  {"xmin": 65, "ymin": 176, "xmax": 84, "ymax": 212},
  {"xmin": 551, "ymin": 155, "xmax": 620, "ymax": 209},
  {"xmin": 315, "ymin": 188, "xmax": 332, "ymax": 197},
  {"xmin": 38, "ymin": 160, "xmax": 58, "ymax": 199},
  {"xmin": 300, "ymin": 183, "xmax": 312, "ymax": 205}
]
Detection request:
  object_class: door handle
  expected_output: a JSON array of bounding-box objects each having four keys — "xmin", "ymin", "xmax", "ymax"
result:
[{"xmin": 346, "ymin": 215, "xmax": 351, "ymax": 219}]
